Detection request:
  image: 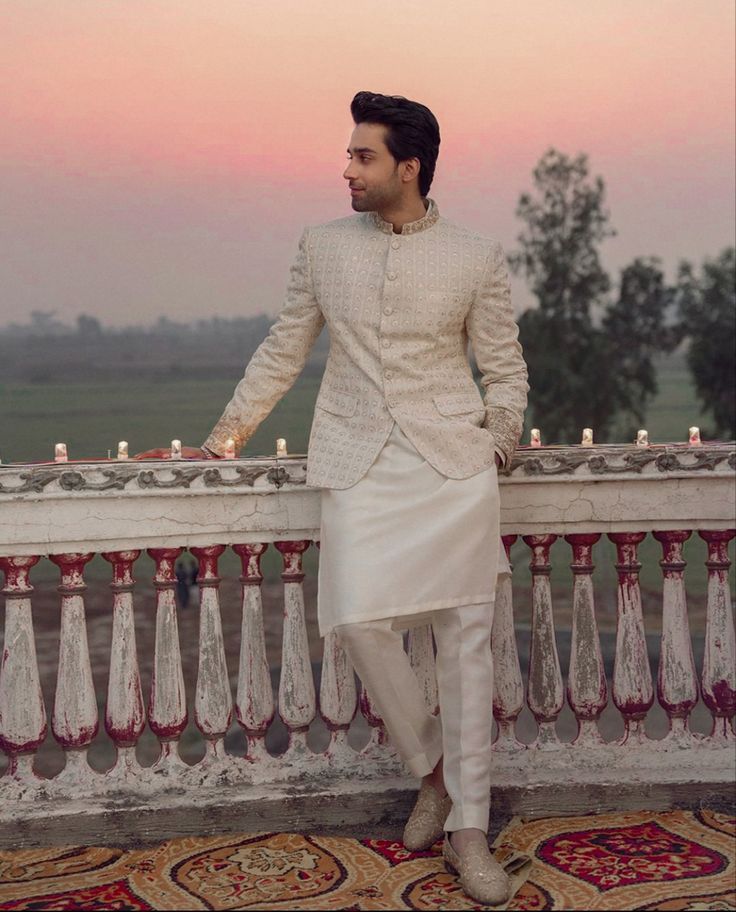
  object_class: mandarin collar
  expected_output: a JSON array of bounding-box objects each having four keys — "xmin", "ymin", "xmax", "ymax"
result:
[{"xmin": 368, "ymin": 198, "xmax": 439, "ymax": 235}]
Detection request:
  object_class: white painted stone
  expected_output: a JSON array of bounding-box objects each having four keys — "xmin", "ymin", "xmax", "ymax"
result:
[{"xmin": 491, "ymin": 563, "xmax": 525, "ymax": 752}]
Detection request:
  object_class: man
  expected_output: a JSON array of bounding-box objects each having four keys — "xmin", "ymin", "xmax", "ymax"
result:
[{"xmin": 143, "ymin": 92, "xmax": 528, "ymax": 905}]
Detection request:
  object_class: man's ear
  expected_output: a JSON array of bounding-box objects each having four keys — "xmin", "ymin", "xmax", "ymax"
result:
[{"xmin": 400, "ymin": 157, "xmax": 421, "ymax": 185}]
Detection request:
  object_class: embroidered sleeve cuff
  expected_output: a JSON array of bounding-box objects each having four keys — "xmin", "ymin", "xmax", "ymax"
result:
[
  {"xmin": 202, "ymin": 423, "xmax": 246, "ymax": 458},
  {"xmin": 486, "ymin": 407, "xmax": 523, "ymax": 468}
]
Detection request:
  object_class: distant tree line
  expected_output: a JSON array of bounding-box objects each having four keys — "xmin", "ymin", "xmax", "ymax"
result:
[
  {"xmin": 0, "ymin": 312, "xmax": 329, "ymax": 384},
  {"xmin": 2, "ymin": 148, "xmax": 733, "ymax": 440},
  {"xmin": 509, "ymin": 148, "xmax": 735, "ymax": 441}
]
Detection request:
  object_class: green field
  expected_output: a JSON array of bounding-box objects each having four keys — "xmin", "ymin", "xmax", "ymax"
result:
[
  {"xmin": 0, "ymin": 351, "xmax": 713, "ymax": 465},
  {"xmin": 1, "ymin": 351, "xmax": 730, "ymax": 605}
]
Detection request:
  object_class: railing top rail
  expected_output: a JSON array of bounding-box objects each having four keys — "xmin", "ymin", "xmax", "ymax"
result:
[{"xmin": 0, "ymin": 443, "xmax": 734, "ymax": 555}]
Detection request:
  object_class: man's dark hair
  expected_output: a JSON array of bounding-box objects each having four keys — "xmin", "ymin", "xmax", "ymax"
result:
[{"xmin": 350, "ymin": 91, "xmax": 440, "ymax": 198}]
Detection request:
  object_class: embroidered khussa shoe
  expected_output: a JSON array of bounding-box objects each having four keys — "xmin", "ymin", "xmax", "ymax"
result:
[
  {"xmin": 402, "ymin": 781, "xmax": 452, "ymax": 851},
  {"xmin": 442, "ymin": 836, "xmax": 511, "ymax": 906}
]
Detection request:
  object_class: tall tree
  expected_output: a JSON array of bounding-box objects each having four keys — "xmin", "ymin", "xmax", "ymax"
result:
[
  {"xmin": 510, "ymin": 148, "xmax": 675, "ymax": 443},
  {"xmin": 602, "ymin": 257, "xmax": 678, "ymax": 435},
  {"xmin": 674, "ymin": 248, "xmax": 736, "ymax": 438}
]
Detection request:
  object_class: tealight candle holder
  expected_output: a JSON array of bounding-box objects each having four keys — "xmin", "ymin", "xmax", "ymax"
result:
[
  {"xmin": 224, "ymin": 438, "xmax": 236, "ymax": 459},
  {"xmin": 530, "ymin": 428, "xmax": 542, "ymax": 448},
  {"xmin": 276, "ymin": 438, "xmax": 288, "ymax": 457},
  {"xmin": 636, "ymin": 429, "xmax": 649, "ymax": 448},
  {"xmin": 117, "ymin": 441, "xmax": 129, "ymax": 460},
  {"xmin": 688, "ymin": 426, "xmax": 702, "ymax": 446},
  {"xmin": 581, "ymin": 428, "xmax": 594, "ymax": 447},
  {"xmin": 54, "ymin": 443, "xmax": 68, "ymax": 463},
  {"xmin": 170, "ymin": 439, "xmax": 182, "ymax": 460}
]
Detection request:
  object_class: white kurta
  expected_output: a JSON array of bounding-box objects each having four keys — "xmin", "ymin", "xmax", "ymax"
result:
[{"xmin": 317, "ymin": 421, "xmax": 510, "ymax": 636}]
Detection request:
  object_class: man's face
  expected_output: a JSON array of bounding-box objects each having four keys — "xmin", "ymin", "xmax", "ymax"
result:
[{"xmin": 343, "ymin": 122, "xmax": 402, "ymax": 212}]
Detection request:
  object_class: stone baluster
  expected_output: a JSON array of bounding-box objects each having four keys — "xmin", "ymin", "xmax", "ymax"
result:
[
  {"xmin": 274, "ymin": 540, "xmax": 316, "ymax": 762},
  {"xmin": 147, "ymin": 548, "xmax": 187, "ymax": 772},
  {"xmin": 190, "ymin": 545, "xmax": 233, "ymax": 773},
  {"xmin": 101, "ymin": 550, "xmax": 146, "ymax": 780},
  {"xmin": 316, "ymin": 542, "xmax": 358, "ymax": 764},
  {"xmin": 49, "ymin": 553, "xmax": 98, "ymax": 788},
  {"xmin": 609, "ymin": 532, "xmax": 654, "ymax": 745},
  {"xmin": 408, "ymin": 626, "xmax": 439, "ymax": 715},
  {"xmin": 699, "ymin": 530, "xmax": 736, "ymax": 742},
  {"xmin": 359, "ymin": 681, "xmax": 394, "ymax": 760},
  {"xmin": 233, "ymin": 543, "xmax": 274, "ymax": 768},
  {"xmin": 492, "ymin": 535, "xmax": 525, "ymax": 751},
  {"xmin": 565, "ymin": 533, "xmax": 607, "ymax": 746},
  {"xmin": 0, "ymin": 556, "xmax": 47, "ymax": 793},
  {"xmin": 652, "ymin": 531, "xmax": 698, "ymax": 746},
  {"xmin": 523, "ymin": 534, "xmax": 564, "ymax": 748},
  {"xmin": 320, "ymin": 630, "xmax": 358, "ymax": 763}
]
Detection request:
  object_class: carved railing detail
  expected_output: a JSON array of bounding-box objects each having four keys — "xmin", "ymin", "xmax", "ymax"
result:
[{"xmin": 0, "ymin": 442, "xmax": 732, "ymax": 828}]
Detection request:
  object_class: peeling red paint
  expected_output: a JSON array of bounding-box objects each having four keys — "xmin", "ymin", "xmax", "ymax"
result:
[
  {"xmin": 522, "ymin": 534, "xmax": 564, "ymax": 735},
  {"xmin": 609, "ymin": 532, "xmax": 655, "ymax": 732},
  {"xmin": 0, "ymin": 555, "xmax": 40, "ymax": 595},
  {"xmin": 699, "ymin": 530, "xmax": 735, "ymax": 731},
  {"xmin": 191, "ymin": 544, "xmax": 226, "ymax": 584},
  {"xmin": 704, "ymin": 678, "xmax": 736, "ymax": 716},
  {"xmin": 49, "ymin": 552, "xmax": 94, "ymax": 588},
  {"xmin": 522, "ymin": 534, "xmax": 556, "ymax": 574},
  {"xmin": 233, "ymin": 542, "xmax": 267, "ymax": 586},
  {"xmin": 275, "ymin": 540, "xmax": 310, "ymax": 582},
  {"xmin": 101, "ymin": 550, "xmax": 141, "ymax": 589},
  {"xmin": 565, "ymin": 533, "xmax": 601, "ymax": 574},
  {"xmin": 147, "ymin": 547, "xmax": 182, "ymax": 585}
]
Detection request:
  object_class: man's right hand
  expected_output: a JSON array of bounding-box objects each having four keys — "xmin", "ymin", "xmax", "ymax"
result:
[{"xmin": 133, "ymin": 446, "xmax": 218, "ymax": 460}]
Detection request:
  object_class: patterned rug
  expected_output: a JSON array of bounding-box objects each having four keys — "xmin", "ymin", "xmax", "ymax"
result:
[{"xmin": 0, "ymin": 809, "xmax": 732, "ymax": 910}]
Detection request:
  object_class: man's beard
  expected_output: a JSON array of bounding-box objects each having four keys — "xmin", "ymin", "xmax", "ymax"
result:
[
  {"xmin": 350, "ymin": 181, "xmax": 400, "ymax": 213},
  {"xmin": 350, "ymin": 189, "xmax": 380, "ymax": 212}
]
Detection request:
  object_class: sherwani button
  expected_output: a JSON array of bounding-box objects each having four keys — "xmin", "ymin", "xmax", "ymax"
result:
[
  {"xmin": 383, "ymin": 307, "xmax": 393, "ymax": 315},
  {"xmin": 391, "ymin": 240, "xmax": 400, "ymax": 249},
  {"xmin": 387, "ymin": 272, "xmax": 397, "ymax": 281}
]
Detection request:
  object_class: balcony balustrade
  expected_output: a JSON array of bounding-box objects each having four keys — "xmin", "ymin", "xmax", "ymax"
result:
[{"xmin": 0, "ymin": 440, "xmax": 733, "ymax": 849}]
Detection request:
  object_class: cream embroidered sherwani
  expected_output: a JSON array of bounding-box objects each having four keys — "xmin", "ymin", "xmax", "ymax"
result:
[
  {"xmin": 205, "ymin": 200, "xmax": 529, "ymax": 834},
  {"xmin": 203, "ymin": 200, "xmax": 528, "ymax": 485}
]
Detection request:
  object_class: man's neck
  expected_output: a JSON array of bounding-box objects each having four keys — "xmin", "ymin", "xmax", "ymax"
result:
[{"xmin": 376, "ymin": 196, "xmax": 428, "ymax": 234}]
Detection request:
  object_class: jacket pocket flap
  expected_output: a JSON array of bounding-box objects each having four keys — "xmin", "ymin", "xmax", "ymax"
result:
[
  {"xmin": 433, "ymin": 392, "xmax": 486, "ymax": 416},
  {"xmin": 316, "ymin": 390, "xmax": 358, "ymax": 417}
]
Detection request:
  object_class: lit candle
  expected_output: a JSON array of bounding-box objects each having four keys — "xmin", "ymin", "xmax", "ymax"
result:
[
  {"xmin": 581, "ymin": 428, "xmax": 594, "ymax": 447},
  {"xmin": 276, "ymin": 437, "xmax": 288, "ymax": 457},
  {"xmin": 636, "ymin": 429, "xmax": 649, "ymax": 448},
  {"xmin": 170, "ymin": 439, "xmax": 182, "ymax": 459},
  {"xmin": 688, "ymin": 426, "xmax": 701, "ymax": 446},
  {"xmin": 55, "ymin": 443, "xmax": 68, "ymax": 463},
  {"xmin": 530, "ymin": 428, "xmax": 542, "ymax": 448},
  {"xmin": 117, "ymin": 441, "xmax": 129, "ymax": 460},
  {"xmin": 224, "ymin": 437, "xmax": 236, "ymax": 459}
]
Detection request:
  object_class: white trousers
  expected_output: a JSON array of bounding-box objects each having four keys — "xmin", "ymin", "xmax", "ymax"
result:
[{"xmin": 336, "ymin": 599, "xmax": 494, "ymax": 833}]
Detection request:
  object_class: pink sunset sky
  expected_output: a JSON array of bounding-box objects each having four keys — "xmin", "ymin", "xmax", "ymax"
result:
[{"xmin": 2, "ymin": 0, "xmax": 734, "ymax": 327}]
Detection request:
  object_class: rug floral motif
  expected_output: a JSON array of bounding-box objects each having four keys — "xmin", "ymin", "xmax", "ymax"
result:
[{"xmin": 0, "ymin": 809, "xmax": 732, "ymax": 910}]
